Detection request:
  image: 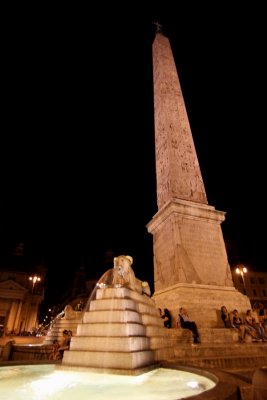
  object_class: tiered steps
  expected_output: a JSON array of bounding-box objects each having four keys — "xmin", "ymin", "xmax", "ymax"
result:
[
  {"xmin": 62, "ymin": 286, "xmax": 179, "ymax": 373},
  {"xmin": 171, "ymin": 343, "xmax": 267, "ymax": 369},
  {"xmin": 167, "ymin": 327, "xmax": 267, "ymax": 370},
  {"xmin": 43, "ymin": 313, "xmax": 83, "ymax": 345}
]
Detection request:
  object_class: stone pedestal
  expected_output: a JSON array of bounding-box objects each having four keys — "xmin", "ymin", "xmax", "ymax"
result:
[
  {"xmin": 152, "ymin": 283, "xmax": 251, "ymax": 328},
  {"xmin": 147, "ymin": 199, "xmax": 234, "ymax": 289},
  {"xmin": 147, "ymin": 199, "xmax": 251, "ymax": 327}
]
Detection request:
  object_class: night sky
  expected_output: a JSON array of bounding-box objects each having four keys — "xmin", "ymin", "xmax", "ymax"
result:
[{"xmin": 1, "ymin": 8, "xmax": 266, "ymax": 306}]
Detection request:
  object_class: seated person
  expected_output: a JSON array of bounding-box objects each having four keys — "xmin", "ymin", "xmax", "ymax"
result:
[
  {"xmin": 245, "ymin": 310, "xmax": 262, "ymax": 339},
  {"xmin": 251, "ymin": 304, "xmax": 267, "ymax": 341},
  {"xmin": 49, "ymin": 339, "xmax": 61, "ymax": 360},
  {"xmin": 221, "ymin": 305, "xmax": 233, "ymax": 328},
  {"xmin": 58, "ymin": 329, "xmax": 71, "ymax": 358},
  {"xmin": 178, "ymin": 307, "xmax": 200, "ymax": 344},
  {"xmin": 75, "ymin": 300, "xmax": 84, "ymax": 311},
  {"xmin": 232, "ymin": 309, "xmax": 246, "ymax": 342},
  {"xmin": 259, "ymin": 307, "xmax": 267, "ymax": 336},
  {"xmin": 232, "ymin": 309, "xmax": 258, "ymax": 342},
  {"xmin": 161, "ymin": 308, "xmax": 172, "ymax": 328}
]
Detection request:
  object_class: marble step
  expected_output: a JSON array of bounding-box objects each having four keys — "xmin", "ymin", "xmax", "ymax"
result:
[
  {"xmin": 62, "ymin": 349, "xmax": 155, "ymax": 370},
  {"xmin": 70, "ymin": 336, "xmax": 150, "ymax": 352},
  {"xmin": 172, "ymin": 355, "xmax": 267, "ymax": 369},
  {"xmin": 77, "ymin": 322, "xmax": 146, "ymax": 337},
  {"xmin": 173, "ymin": 343, "xmax": 267, "ymax": 358}
]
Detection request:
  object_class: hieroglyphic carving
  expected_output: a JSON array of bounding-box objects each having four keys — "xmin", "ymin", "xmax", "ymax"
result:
[
  {"xmin": 153, "ymin": 33, "xmax": 208, "ymax": 209},
  {"xmin": 149, "ymin": 32, "xmax": 235, "ymax": 297}
]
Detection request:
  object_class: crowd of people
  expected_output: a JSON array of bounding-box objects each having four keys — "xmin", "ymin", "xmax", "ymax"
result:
[
  {"xmin": 36, "ymin": 298, "xmax": 267, "ymax": 365},
  {"xmin": 159, "ymin": 302, "xmax": 267, "ymax": 345},
  {"xmin": 221, "ymin": 303, "xmax": 267, "ymax": 342}
]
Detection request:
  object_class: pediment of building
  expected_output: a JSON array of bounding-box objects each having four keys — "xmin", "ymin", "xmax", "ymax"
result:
[{"xmin": 0, "ymin": 279, "xmax": 28, "ymax": 293}]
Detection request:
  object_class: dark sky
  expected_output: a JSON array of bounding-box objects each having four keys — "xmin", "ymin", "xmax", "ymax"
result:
[{"xmin": 1, "ymin": 8, "xmax": 266, "ymax": 305}]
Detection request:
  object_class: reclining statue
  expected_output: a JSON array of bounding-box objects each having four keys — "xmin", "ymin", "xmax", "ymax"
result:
[{"xmin": 112, "ymin": 255, "xmax": 151, "ymax": 296}]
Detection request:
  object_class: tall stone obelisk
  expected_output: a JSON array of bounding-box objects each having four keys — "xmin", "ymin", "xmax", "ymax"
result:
[{"xmin": 147, "ymin": 30, "xmax": 250, "ymax": 327}]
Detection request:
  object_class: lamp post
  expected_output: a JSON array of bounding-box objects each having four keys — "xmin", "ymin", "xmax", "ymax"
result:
[
  {"xmin": 29, "ymin": 275, "xmax": 41, "ymax": 293},
  {"xmin": 236, "ymin": 266, "xmax": 248, "ymax": 292},
  {"xmin": 25, "ymin": 275, "xmax": 41, "ymax": 333}
]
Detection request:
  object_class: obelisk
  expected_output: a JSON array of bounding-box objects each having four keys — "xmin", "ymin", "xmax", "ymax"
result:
[{"xmin": 147, "ymin": 29, "xmax": 250, "ymax": 327}]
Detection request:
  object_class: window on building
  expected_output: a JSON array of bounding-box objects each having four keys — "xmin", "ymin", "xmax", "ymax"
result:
[
  {"xmin": 263, "ymin": 290, "xmax": 266, "ymax": 297},
  {"xmin": 258, "ymin": 277, "xmax": 265, "ymax": 284},
  {"xmin": 253, "ymin": 289, "xmax": 257, "ymax": 296},
  {"xmin": 250, "ymin": 277, "xmax": 255, "ymax": 284}
]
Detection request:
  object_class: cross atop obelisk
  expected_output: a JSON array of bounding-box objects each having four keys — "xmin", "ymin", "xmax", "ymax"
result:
[{"xmin": 152, "ymin": 21, "xmax": 163, "ymax": 34}]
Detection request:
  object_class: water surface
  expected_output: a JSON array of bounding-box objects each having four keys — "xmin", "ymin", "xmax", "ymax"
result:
[{"xmin": 0, "ymin": 364, "xmax": 216, "ymax": 400}]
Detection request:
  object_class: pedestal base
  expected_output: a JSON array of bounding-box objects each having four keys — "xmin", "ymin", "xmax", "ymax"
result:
[{"xmin": 153, "ymin": 283, "xmax": 251, "ymax": 328}]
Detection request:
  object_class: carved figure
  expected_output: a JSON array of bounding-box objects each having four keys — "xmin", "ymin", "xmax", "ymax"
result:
[
  {"xmin": 112, "ymin": 255, "xmax": 151, "ymax": 296},
  {"xmin": 63, "ymin": 304, "xmax": 77, "ymax": 320}
]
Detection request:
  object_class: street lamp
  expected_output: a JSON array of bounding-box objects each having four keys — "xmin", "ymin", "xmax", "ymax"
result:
[
  {"xmin": 236, "ymin": 266, "xmax": 248, "ymax": 291},
  {"xmin": 29, "ymin": 275, "xmax": 41, "ymax": 293}
]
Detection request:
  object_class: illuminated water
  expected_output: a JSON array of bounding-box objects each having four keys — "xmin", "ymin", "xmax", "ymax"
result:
[{"xmin": 0, "ymin": 364, "xmax": 216, "ymax": 400}]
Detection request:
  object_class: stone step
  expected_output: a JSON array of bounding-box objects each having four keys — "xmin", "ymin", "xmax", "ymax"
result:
[
  {"xmin": 43, "ymin": 319, "xmax": 82, "ymax": 344},
  {"xmin": 177, "ymin": 326, "xmax": 261, "ymax": 345},
  {"xmin": 82, "ymin": 310, "xmax": 163, "ymax": 327},
  {"xmin": 70, "ymin": 336, "xmax": 150, "ymax": 352},
  {"xmin": 96, "ymin": 287, "xmax": 156, "ymax": 308},
  {"xmin": 90, "ymin": 298, "xmax": 137, "ymax": 311},
  {"xmin": 198, "ymin": 327, "xmax": 239, "ymax": 343},
  {"xmin": 174, "ymin": 355, "xmax": 267, "ymax": 369},
  {"xmin": 141, "ymin": 314, "xmax": 164, "ymax": 326},
  {"xmin": 83, "ymin": 309, "xmax": 142, "ymax": 324},
  {"xmin": 77, "ymin": 322, "xmax": 146, "ymax": 337},
  {"xmin": 173, "ymin": 343, "xmax": 267, "ymax": 358},
  {"xmin": 62, "ymin": 349, "xmax": 155, "ymax": 370}
]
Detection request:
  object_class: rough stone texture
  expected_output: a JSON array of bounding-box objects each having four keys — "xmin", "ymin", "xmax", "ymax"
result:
[
  {"xmin": 152, "ymin": 283, "xmax": 251, "ymax": 328},
  {"xmin": 61, "ymin": 287, "xmax": 176, "ymax": 372},
  {"xmin": 11, "ymin": 344, "xmax": 54, "ymax": 361},
  {"xmin": 148, "ymin": 32, "xmax": 251, "ymax": 325},
  {"xmin": 252, "ymin": 367, "xmax": 267, "ymax": 400},
  {"xmin": 152, "ymin": 33, "xmax": 207, "ymax": 208},
  {"xmin": 147, "ymin": 199, "xmax": 234, "ymax": 290}
]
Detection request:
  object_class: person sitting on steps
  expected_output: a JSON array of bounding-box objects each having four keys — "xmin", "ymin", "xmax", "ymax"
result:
[
  {"xmin": 161, "ymin": 308, "xmax": 172, "ymax": 328},
  {"xmin": 178, "ymin": 307, "xmax": 200, "ymax": 344},
  {"xmin": 49, "ymin": 339, "xmax": 61, "ymax": 360},
  {"xmin": 232, "ymin": 309, "xmax": 259, "ymax": 342},
  {"xmin": 221, "ymin": 305, "xmax": 234, "ymax": 328},
  {"xmin": 57, "ymin": 329, "xmax": 71, "ymax": 359}
]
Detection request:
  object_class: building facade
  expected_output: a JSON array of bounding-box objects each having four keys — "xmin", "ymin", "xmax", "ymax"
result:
[
  {"xmin": 231, "ymin": 265, "xmax": 267, "ymax": 308},
  {"xmin": 0, "ymin": 269, "xmax": 44, "ymax": 335}
]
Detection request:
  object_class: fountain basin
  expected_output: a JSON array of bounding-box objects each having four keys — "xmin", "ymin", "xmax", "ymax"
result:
[{"xmin": 0, "ymin": 363, "xmax": 217, "ymax": 400}]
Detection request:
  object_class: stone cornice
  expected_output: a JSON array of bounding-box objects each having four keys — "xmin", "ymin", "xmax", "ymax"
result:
[{"xmin": 147, "ymin": 199, "xmax": 226, "ymax": 233}]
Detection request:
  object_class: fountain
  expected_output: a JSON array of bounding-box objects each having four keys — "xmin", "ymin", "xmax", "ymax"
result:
[
  {"xmin": 0, "ymin": 256, "xmax": 229, "ymax": 399},
  {"xmin": 0, "ymin": 363, "xmax": 217, "ymax": 400},
  {"xmin": 61, "ymin": 255, "xmax": 165, "ymax": 372}
]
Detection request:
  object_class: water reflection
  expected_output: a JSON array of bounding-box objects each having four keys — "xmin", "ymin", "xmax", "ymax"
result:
[{"xmin": 0, "ymin": 365, "xmax": 216, "ymax": 400}]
